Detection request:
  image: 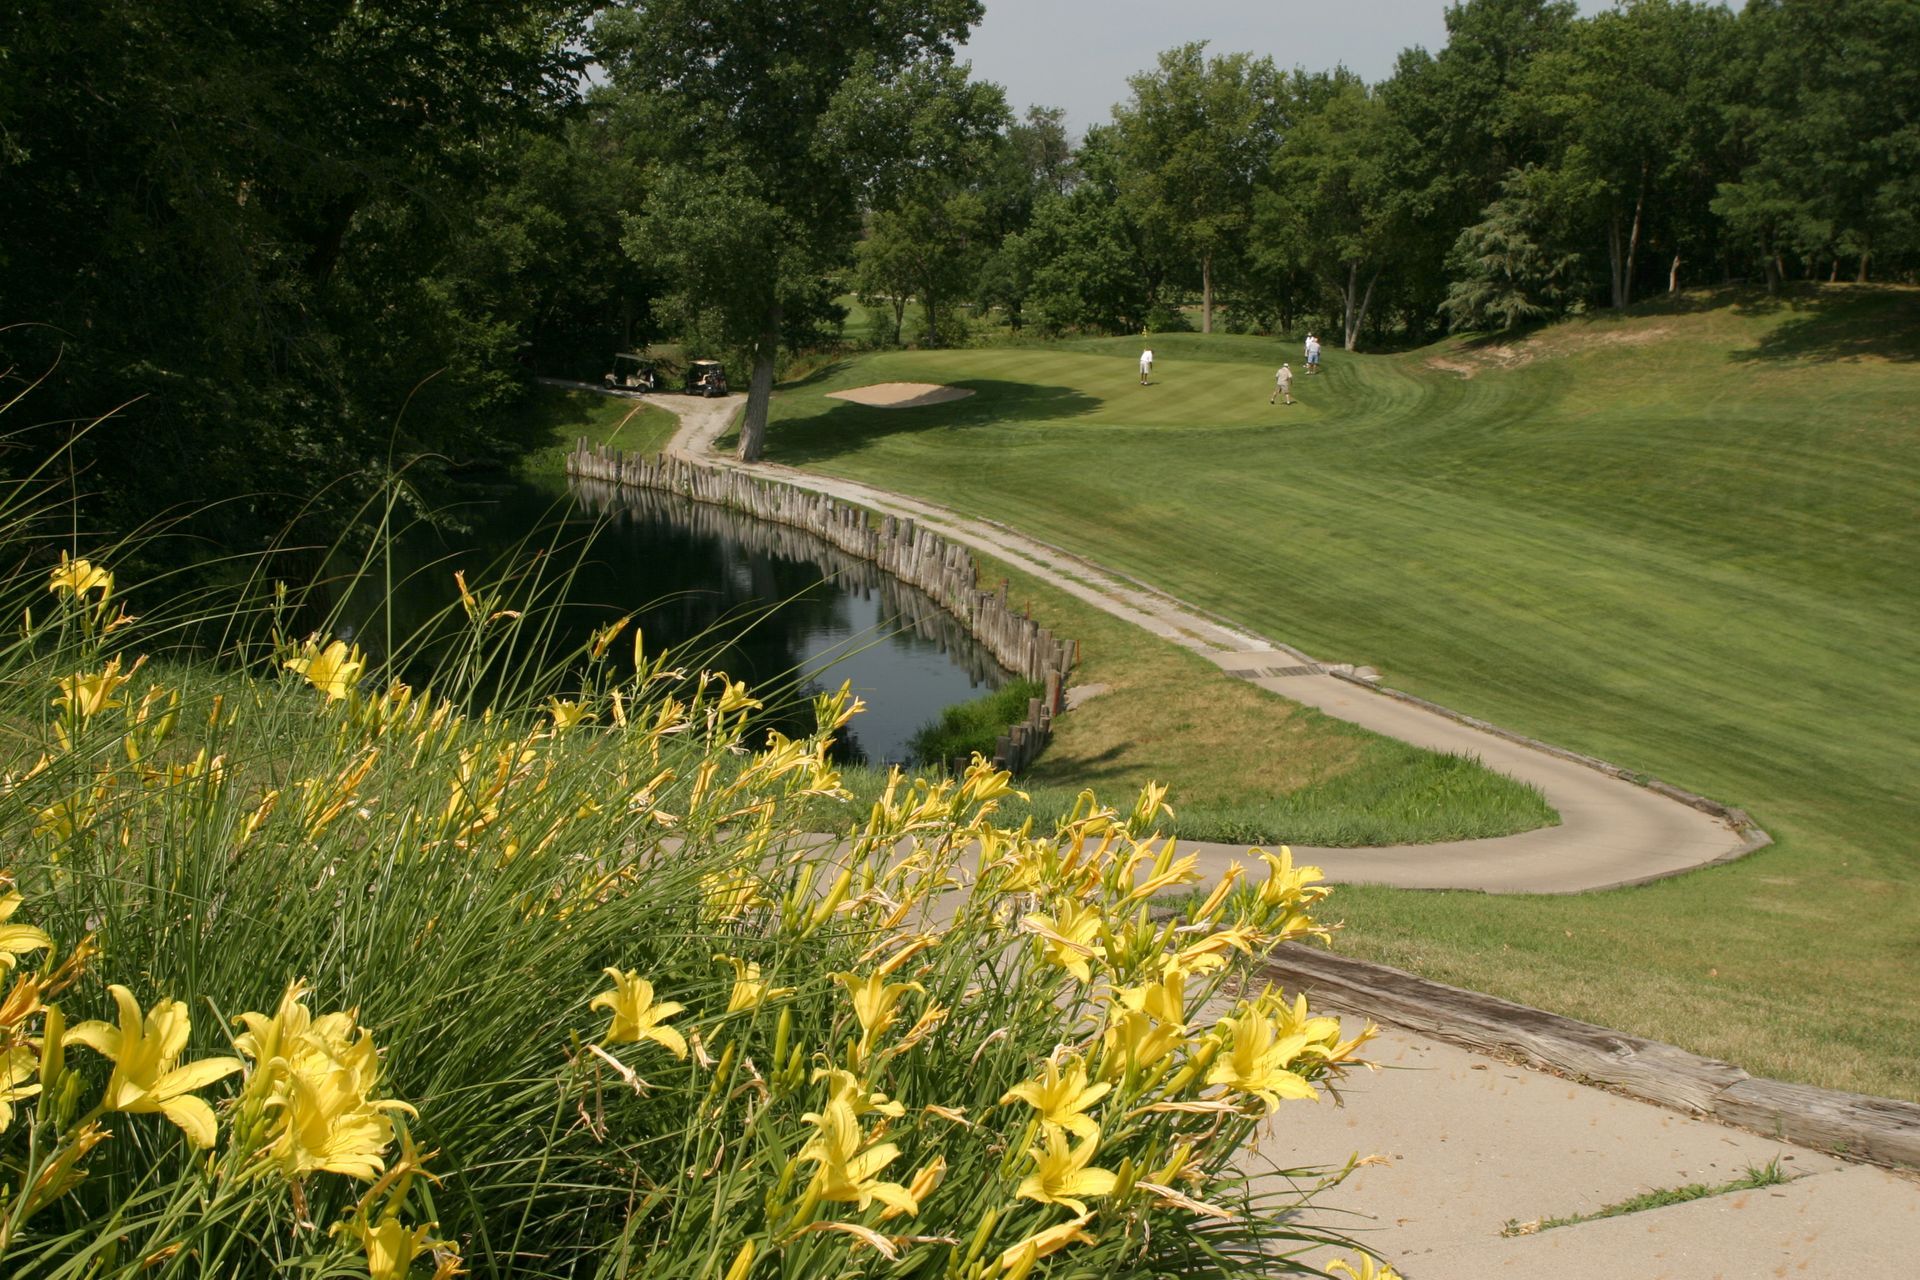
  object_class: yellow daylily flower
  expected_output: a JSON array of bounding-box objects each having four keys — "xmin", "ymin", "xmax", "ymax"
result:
[
  {"xmin": 65, "ymin": 984, "xmax": 242, "ymax": 1148},
  {"xmin": 235, "ymin": 983, "xmax": 415, "ymax": 1181},
  {"xmin": 1205, "ymin": 1007, "xmax": 1318, "ymax": 1113},
  {"xmin": 1099, "ymin": 1007, "xmax": 1187, "ymax": 1077},
  {"xmin": 999, "ymin": 1055, "xmax": 1111, "ymax": 1139},
  {"xmin": 879, "ymin": 1155, "xmax": 947, "ymax": 1221},
  {"xmin": 53, "ymin": 656, "xmax": 138, "ymax": 720},
  {"xmin": 1016, "ymin": 1123, "xmax": 1118, "ymax": 1216},
  {"xmin": 1255, "ymin": 846, "xmax": 1328, "ymax": 907},
  {"xmin": 1327, "ymin": 1256, "xmax": 1403, "ymax": 1280},
  {"xmin": 714, "ymin": 677, "xmax": 762, "ymax": 715},
  {"xmin": 995, "ymin": 1213, "xmax": 1097, "ymax": 1273},
  {"xmin": 47, "ymin": 553, "xmax": 112, "ymax": 600},
  {"xmin": 1, "ymin": 1045, "xmax": 41, "ymax": 1132},
  {"xmin": 587, "ymin": 615, "xmax": 631, "ymax": 660},
  {"xmin": 811, "ymin": 1066, "xmax": 907, "ymax": 1119},
  {"xmin": 834, "ymin": 969, "xmax": 923, "ymax": 1049},
  {"xmin": 1119, "ymin": 960, "xmax": 1193, "ymax": 1028},
  {"xmin": 1174, "ymin": 924, "xmax": 1259, "ymax": 974},
  {"xmin": 545, "ymin": 698, "xmax": 595, "ymax": 734},
  {"xmin": 337, "ymin": 1215, "xmax": 437, "ymax": 1280},
  {"xmin": 590, "ymin": 968, "xmax": 687, "ymax": 1057},
  {"xmin": 1260, "ymin": 988, "xmax": 1341, "ymax": 1043},
  {"xmin": 0, "ymin": 889, "xmax": 52, "ymax": 970},
  {"xmin": 716, "ymin": 955, "xmax": 794, "ymax": 1013},
  {"xmin": 797, "ymin": 1096, "xmax": 918, "ymax": 1215},
  {"xmin": 285, "ymin": 638, "xmax": 365, "ymax": 702},
  {"xmin": 1021, "ymin": 900, "xmax": 1105, "ymax": 983}
]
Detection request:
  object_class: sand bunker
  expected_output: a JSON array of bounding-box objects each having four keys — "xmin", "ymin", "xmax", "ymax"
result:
[{"xmin": 826, "ymin": 382, "xmax": 975, "ymax": 409}]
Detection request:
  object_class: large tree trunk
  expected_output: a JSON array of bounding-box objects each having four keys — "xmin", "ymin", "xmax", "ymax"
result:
[
  {"xmin": 304, "ymin": 193, "xmax": 361, "ymax": 287},
  {"xmin": 1765, "ymin": 252, "xmax": 1781, "ymax": 296},
  {"xmin": 736, "ymin": 310, "xmax": 780, "ymax": 463},
  {"xmin": 1607, "ymin": 211, "xmax": 1625, "ymax": 309},
  {"xmin": 1857, "ymin": 245, "xmax": 1871, "ymax": 283},
  {"xmin": 1201, "ymin": 253, "xmax": 1213, "ymax": 335},
  {"xmin": 890, "ymin": 295, "xmax": 905, "ymax": 346},
  {"xmin": 1669, "ymin": 251, "xmax": 1682, "ymax": 295},
  {"xmin": 1622, "ymin": 173, "xmax": 1646, "ymax": 308},
  {"xmin": 1342, "ymin": 264, "xmax": 1379, "ymax": 351}
]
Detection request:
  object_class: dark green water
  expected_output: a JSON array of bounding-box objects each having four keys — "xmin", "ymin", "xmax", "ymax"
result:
[{"xmin": 329, "ymin": 477, "xmax": 1007, "ymax": 766}]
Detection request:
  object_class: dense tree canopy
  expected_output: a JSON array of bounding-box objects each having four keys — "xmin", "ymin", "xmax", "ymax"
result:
[
  {"xmin": 3, "ymin": 0, "xmax": 1915, "ymax": 556},
  {"xmin": 0, "ymin": 0, "xmax": 599, "ymax": 553}
]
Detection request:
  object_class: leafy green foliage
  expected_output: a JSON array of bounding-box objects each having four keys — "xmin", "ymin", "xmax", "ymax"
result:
[
  {"xmin": 592, "ymin": 0, "xmax": 985, "ymax": 458},
  {"xmin": 0, "ymin": 1, "xmax": 598, "ymax": 558},
  {"xmin": 1442, "ymin": 169, "xmax": 1589, "ymax": 331},
  {"xmin": 907, "ymin": 677, "xmax": 1043, "ymax": 766}
]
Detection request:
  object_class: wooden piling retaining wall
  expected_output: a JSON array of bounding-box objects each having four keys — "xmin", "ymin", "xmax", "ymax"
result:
[{"xmin": 567, "ymin": 443, "xmax": 1075, "ymax": 774}]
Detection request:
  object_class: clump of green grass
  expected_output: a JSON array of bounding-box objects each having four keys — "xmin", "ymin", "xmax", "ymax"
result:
[
  {"xmin": 0, "ymin": 472, "xmax": 1387, "ymax": 1278},
  {"xmin": 906, "ymin": 676, "xmax": 1044, "ymax": 767},
  {"xmin": 1501, "ymin": 1159, "xmax": 1791, "ymax": 1237},
  {"xmin": 841, "ymin": 748, "xmax": 1551, "ymax": 847}
]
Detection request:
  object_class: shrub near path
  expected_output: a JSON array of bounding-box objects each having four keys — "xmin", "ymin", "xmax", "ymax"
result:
[{"xmin": 762, "ymin": 287, "xmax": 1920, "ymax": 1102}]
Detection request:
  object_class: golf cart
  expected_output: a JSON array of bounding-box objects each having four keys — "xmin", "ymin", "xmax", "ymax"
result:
[
  {"xmin": 603, "ymin": 353, "xmax": 657, "ymax": 392},
  {"xmin": 685, "ymin": 359, "xmax": 728, "ymax": 397}
]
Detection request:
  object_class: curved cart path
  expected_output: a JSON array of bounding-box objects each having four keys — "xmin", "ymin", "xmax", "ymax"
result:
[
  {"xmin": 598, "ymin": 395, "xmax": 1920, "ymax": 1280},
  {"xmin": 626, "ymin": 391, "xmax": 1759, "ymax": 895}
]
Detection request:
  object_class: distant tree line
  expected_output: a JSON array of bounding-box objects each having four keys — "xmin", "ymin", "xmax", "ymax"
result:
[{"xmin": 3, "ymin": 0, "xmax": 1914, "ymax": 524}]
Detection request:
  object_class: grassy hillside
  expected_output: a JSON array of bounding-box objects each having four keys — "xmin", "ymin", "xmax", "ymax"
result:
[{"xmin": 756, "ymin": 286, "xmax": 1920, "ymax": 1099}]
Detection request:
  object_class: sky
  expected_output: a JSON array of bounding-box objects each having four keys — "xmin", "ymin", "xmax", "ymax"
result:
[{"xmin": 959, "ymin": 0, "xmax": 1616, "ymax": 135}]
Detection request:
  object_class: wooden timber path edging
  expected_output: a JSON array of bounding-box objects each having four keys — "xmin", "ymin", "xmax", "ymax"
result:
[
  {"xmin": 564, "ymin": 387, "xmax": 1770, "ymax": 897},
  {"xmin": 1259, "ymin": 942, "xmax": 1920, "ymax": 1171},
  {"xmin": 566, "ymin": 406, "xmax": 1069, "ymax": 776}
]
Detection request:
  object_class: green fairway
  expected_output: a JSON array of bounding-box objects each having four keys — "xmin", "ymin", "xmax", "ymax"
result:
[{"xmin": 757, "ymin": 286, "xmax": 1920, "ymax": 1100}]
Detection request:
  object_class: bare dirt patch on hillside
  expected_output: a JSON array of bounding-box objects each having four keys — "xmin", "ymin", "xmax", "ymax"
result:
[{"xmin": 826, "ymin": 382, "xmax": 975, "ymax": 409}]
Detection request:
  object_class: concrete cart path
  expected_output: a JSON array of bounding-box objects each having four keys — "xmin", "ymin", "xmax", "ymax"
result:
[
  {"xmin": 643, "ymin": 393, "xmax": 1753, "ymax": 895},
  {"xmin": 1251, "ymin": 1019, "xmax": 1920, "ymax": 1278},
  {"xmin": 594, "ymin": 393, "xmax": 1920, "ymax": 1274}
]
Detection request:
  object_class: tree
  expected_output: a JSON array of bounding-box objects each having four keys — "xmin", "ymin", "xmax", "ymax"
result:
[
  {"xmin": 593, "ymin": 1, "xmax": 983, "ymax": 462},
  {"xmin": 1441, "ymin": 168, "xmax": 1587, "ymax": 330},
  {"xmin": 1113, "ymin": 44, "xmax": 1282, "ymax": 334},
  {"xmin": 1374, "ymin": 0, "xmax": 1579, "ymax": 332},
  {"xmin": 825, "ymin": 57, "xmax": 1010, "ymax": 346},
  {"xmin": 0, "ymin": 1, "xmax": 597, "ymax": 554},
  {"xmin": 973, "ymin": 106, "xmax": 1075, "ymax": 328},
  {"xmin": 1257, "ymin": 72, "xmax": 1400, "ymax": 351},
  {"xmin": 1716, "ymin": 0, "xmax": 1920, "ymax": 285},
  {"xmin": 1524, "ymin": 0, "xmax": 1738, "ymax": 308}
]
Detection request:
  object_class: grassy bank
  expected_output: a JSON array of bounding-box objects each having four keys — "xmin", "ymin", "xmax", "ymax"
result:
[
  {"xmin": 835, "ymin": 552, "xmax": 1554, "ymax": 847},
  {"xmin": 512, "ymin": 384, "xmax": 678, "ymax": 479},
  {"xmin": 756, "ymin": 286, "xmax": 1920, "ymax": 1100}
]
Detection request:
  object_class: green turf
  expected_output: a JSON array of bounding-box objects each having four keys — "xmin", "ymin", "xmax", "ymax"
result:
[
  {"xmin": 753, "ymin": 285, "xmax": 1920, "ymax": 1100},
  {"xmin": 513, "ymin": 385, "xmax": 678, "ymax": 479}
]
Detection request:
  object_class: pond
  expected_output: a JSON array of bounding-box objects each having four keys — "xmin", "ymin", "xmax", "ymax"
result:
[{"xmin": 325, "ymin": 476, "xmax": 1009, "ymax": 767}]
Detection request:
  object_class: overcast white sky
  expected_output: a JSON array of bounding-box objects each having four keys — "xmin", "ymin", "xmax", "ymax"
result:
[{"xmin": 960, "ymin": 0, "xmax": 1617, "ymax": 134}]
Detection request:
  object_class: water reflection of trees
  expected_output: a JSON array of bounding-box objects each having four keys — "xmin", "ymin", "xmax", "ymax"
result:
[
  {"xmin": 570, "ymin": 479, "xmax": 1007, "ymax": 685},
  {"xmin": 315, "ymin": 478, "xmax": 1008, "ymax": 766}
]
